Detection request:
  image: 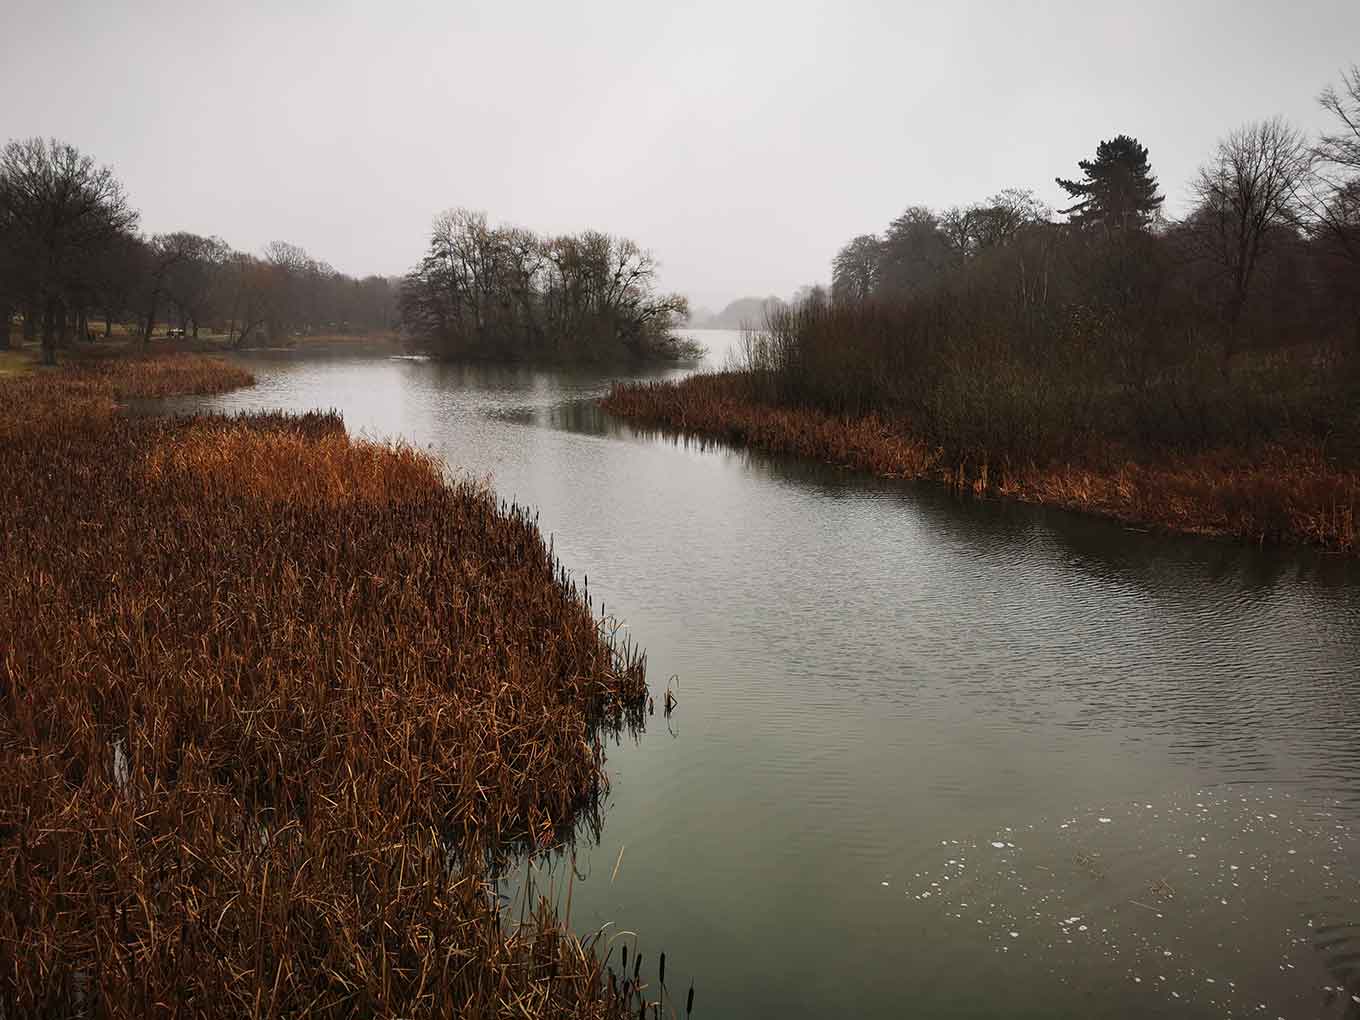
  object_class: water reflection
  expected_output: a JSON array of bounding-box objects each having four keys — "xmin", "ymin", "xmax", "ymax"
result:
[{"xmin": 581, "ymin": 403, "xmax": 1360, "ymax": 598}]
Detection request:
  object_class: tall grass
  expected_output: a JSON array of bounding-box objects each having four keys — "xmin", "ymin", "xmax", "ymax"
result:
[
  {"xmin": 1, "ymin": 356, "xmax": 664, "ymax": 1017},
  {"xmin": 738, "ymin": 298, "xmax": 1360, "ymax": 467}
]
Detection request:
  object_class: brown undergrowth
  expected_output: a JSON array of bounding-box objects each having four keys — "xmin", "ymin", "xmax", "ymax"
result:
[
  {"xmin": 1, "ymin": 356, "xmax": 661, "ymax": 1017},
  {"xmin": 602, "ymin": 372, "xmax": 1358, "ymax": 552}
]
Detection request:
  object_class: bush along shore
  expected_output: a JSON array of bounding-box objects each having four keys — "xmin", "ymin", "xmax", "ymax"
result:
[
  {"xmin": 601, "ymin": 367, "xmax": 1358, "ymax": 554},
  {"xmin": 1, "ymin": 354, "xmax": 669, "ymax": 1017}
]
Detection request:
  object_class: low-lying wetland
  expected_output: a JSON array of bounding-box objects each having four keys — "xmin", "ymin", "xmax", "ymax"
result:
[
  {"xmin": 0, "ymin": 354, "xmax": 668, "ymax": 1017},
  {"xmin": 8, "ymin": 345, "xmax": 1360, "ymax": 1019}
]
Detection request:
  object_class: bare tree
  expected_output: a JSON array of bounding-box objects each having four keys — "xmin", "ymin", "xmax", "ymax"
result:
[
  {"xmin": 401, "ymin": 210, "xmax": 692, "ymax": 360},
  {"xmin": 262, "ymin": 241, "xmax": 344, "ymax": 339},
  {"xmin": 877, "ymin": 206, "xmax": 954, "ymax": 299},
  {"xmin": 1318, "ymin": 64, "xmax": 1360, "ymax": 174},
  {"xmin": 0, "ymin": 138, "xmax": 137, "ymax": 364},
  {"xmin": 1307, "ymin": 66, "xmax": 1360, "ymax": 246},
  {"xmin": 0, "ymin": 222, "xmax": 21, "ymax": 350},
  {"xmin": 939, "ymin": 206, "xmax": 982, "ymax": 259},
  {"xmin": 89, "ymin": 231, "xmax": 146, "ymax": 337},
  {"xmin": 1189, "ymin": 117, "xmax": 1313, "ymax": 352},
  {"xmin": 831, "ymin": 234, "xmax": 881, "ymax": 304},
  {"xmin": 974, "ymin": 188, "xmax": 1049, "ymax": 248},
  {"xmin": 161, "ymin": 233, "xmax": 229, "ymax": 336},
  {"xmin": 226, "ymin": 254, "xmax": 284, "ymax": 347},
  {"xmin": 1306, "ymin": 65, "xmax": 1360, "ymax": 343},
  {"xmin": 790, "ymin": 283, "xmax": 829, "ymax": 309},
  {"xmin": 940, "ymin": 189, "xmax": 1049, "ymax": 258},
  {"xmin": 138, "ymin": 233, "xmax": 196, "ymax": 344}
]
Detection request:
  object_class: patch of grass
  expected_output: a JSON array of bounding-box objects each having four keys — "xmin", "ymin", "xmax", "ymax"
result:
[{"xmin": 0, "ymin": 348, "xmax": 37, "ymax": 377}]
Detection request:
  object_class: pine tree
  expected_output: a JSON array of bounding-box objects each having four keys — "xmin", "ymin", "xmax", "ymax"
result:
[{"xmin": 1056, "ymin": 135, "xmax": 1165, "ymax": 229}]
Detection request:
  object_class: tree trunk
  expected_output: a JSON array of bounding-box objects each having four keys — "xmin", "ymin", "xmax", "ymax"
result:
[
  {"xmin": 41, "ymin": 297, "xmax": 58, "ymax": 366},
  {"xmin": 77, "ymin": 308, "xmax": 89, "ymax": 344},
  {"xmin": 142, "ymin": 295, "xmax": 157, "ymax": 345},
  {"xmin": 234, "ymin": 315, "xmax": 262, "ymax": 350},
  {"xmin": 0, "ymin": 306, "xmax": 11, "ymax": 350},
  {"xmin": 1351, "ymin": 299, "xmax": 1360, "ymax": 366},
  {"xmin": 105, "ymin": 309, "xmax": 114, "ymax": 338},
  {"xmin": 227, "ymin": 292, "xmax": 240, "ymax": 345},
  {"xmin": 57, "ymin": 300, "xmax": 72, "ymax": 351},
  {"xmin": 23, "ymin": 300, "xmax": 38, "ymax": 343}
]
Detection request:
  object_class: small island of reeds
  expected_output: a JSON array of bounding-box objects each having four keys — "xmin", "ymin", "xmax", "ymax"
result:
[{"xmin": 1, "ymin": 353, "xmax": 664, "ymax": 1017}]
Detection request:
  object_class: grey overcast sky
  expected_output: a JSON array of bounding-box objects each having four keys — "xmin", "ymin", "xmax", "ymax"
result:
[{"xmin": 3, "ymin": 0, "xmax": 1357, "ymax": 311}]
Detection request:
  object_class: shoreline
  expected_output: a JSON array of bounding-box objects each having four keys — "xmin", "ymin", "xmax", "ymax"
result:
[{"xmin": 601, "ymin": 372, "xmax": 1358, "ymax": 554}]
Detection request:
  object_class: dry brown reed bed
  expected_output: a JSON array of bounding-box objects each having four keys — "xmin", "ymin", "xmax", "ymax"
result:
[
  {"xmin": 0, "ymin": 353, "xmax": 254, "ymax": 442},
  {"xmin": 63, "ymin": 350, "xmax": 258, "ymax": 399},
  {"xmin": 1, "ymin": 356, "xmax": 666, "ymax": 1018},
  {"xmin": 602, "ymin": 372, "xmax": 1358, "ymax": 553}
]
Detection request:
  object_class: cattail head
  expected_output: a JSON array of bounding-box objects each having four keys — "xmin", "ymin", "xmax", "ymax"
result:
[
  {"xmin": 687, "ymin": 983, "xmax": 694, "ymax": 1016},
  {"xmin": 659, "ymin": 951, "xmax": 666, "ymax": 986}
]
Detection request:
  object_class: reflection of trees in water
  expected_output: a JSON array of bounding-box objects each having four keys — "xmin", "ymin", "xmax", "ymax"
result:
[
  {"xmin": 602, "ymin": 417, "xmax": 1360, "ymax": 600},
  {"xmin": 545, "ymin": 398, "xmax": 619, "ymax": 436},
  {"xmin": 427, "ymin": 358, "xmax": 689, "ymax": 392}
]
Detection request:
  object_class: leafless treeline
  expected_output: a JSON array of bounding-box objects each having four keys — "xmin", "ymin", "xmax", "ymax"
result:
[
  {"xmin": 0, "ymin": 138, "xmax": 397, "ymax": 364},
  {"xmin": 830, "ymin": 72, "xmax": 1360, "ymax": 358},
  {"xmin": 399, "ymin": 209, "xmax": 699, "ymax": 362},
  {"xmin": 748, "ymin": 67, "xmax": 1360, "ymax": 464}
]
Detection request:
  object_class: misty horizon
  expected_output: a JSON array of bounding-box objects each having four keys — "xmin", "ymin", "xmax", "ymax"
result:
[{"xmin": 4, "ymin": 0, "xmax": 1358, "ymax": 311}]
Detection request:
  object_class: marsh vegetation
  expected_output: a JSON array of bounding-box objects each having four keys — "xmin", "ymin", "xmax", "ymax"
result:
[
  {"xmin": 0, "ymin": 355, "xmax": 668, "ymax": 1017},
  {"xmin": 158, "ymin": 350, "xmax": 1360, "ymax": 1020}
]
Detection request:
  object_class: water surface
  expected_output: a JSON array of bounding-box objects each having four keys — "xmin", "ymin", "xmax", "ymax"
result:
[{"xmin": 160, "ymin": 330, "xmax": 1360, "ymax": 1019}]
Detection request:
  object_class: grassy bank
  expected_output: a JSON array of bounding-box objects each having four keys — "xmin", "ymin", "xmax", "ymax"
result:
[
  {"xmin": 0, "ymin": 349, "xmax": 37, "ymax": 376},
  {"xmin": 602, "ymin": 371, "xmax": 1358, "ymax": 552},
  {"xmin": 1, "ymin": 355, "xmax": 661, "ymax": 1017}
]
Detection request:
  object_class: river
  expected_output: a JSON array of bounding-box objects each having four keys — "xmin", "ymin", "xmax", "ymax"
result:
[{"xmin": 157, "ymin": 329, "xmax": 1360, "ymax": 1019}]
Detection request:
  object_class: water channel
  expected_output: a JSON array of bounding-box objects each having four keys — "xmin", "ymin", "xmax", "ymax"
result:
[{"xmin": 158, "ymin": 330, "xmax": 1360, "ymax": 1019}]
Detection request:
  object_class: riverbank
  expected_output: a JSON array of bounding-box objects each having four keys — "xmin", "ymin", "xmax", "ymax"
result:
[
  {"xmin": 244, "ymin": 330, "xmax": 412, "ymax": 355},
  {"xmin": 602, "ymin": 372, "xmax": 1358, "ymax": 553},
  {"xmin": 1, "ymin": 354, "xmax": 657, "ymax": 1017}
]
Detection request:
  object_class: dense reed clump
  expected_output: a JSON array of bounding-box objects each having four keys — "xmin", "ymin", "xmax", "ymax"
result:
[
  {"xmin": 602, "ymin": 369, "xmax": 1358, "ymax": 552},
  {"xmin": 63, "ymin": 350, "xmax": 258, "ymax": 399},
  {"xmin": 0, "ymin": 352, "xmax": 254, "ymax": 441},
  {"xmin": 0, "ymin": 356, "xmax": 659, "ymax": 1017}
]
